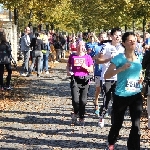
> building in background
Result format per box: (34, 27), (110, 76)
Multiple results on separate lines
(0, 4), (12, 27)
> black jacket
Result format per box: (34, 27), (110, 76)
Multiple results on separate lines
(0, 42), (11, 55)
(30, 38), (43, 51)
(53, 40), (62, 49)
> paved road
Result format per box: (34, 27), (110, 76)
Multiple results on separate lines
(0, 63), (150, 150)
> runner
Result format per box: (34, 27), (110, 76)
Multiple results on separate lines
(86, 35), (97, 54)
(66, 40), (93, 126)
(104, 32), (143, 150)
(89, 32), (107, 116)
(69, 36), (77, 54)
(96, 27), (124, 127)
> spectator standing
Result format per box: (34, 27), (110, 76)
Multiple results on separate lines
(0, 31), (12, 90)
(20, 27), (31, 76)
(41, 32), (50, 74)
(53, 36), (62, 63)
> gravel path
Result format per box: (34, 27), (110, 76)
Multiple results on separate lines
(0, 63), (150, 150)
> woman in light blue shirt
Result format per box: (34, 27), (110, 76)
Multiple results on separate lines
(104, 32), (143, 150)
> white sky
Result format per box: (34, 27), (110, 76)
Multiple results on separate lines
(0, 4), (3, 11)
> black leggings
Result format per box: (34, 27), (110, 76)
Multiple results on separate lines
(99, 80), (116, 118)
(108, 93), (143, 150)
(0, 63), (12, 87)
(70, 77), (89, 119)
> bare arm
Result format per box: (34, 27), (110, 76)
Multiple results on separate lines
(92, 55), (98, 60)
(104, 63), (121, 79)
(104, 63), (131, 79)
(66, 62), (71, 72)
(81, 64), (93, 73)
(66, 63), (72, 76)
(96, 53), (112, 64)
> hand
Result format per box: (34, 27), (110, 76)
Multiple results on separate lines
(67, 71), (71, 76)
(95, 54), (99, 59)
(144, 45), (149, 49)
(120, 63), (131, 72)
(81, 62), (87, 69)
(97, 52), (101, 58)
(111, 54), (115, 59)
(138, 76), (144, 83)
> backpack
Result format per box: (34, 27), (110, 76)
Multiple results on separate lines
(0, 42), (11, 64)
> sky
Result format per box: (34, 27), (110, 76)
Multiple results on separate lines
(0, 4), (3, 12)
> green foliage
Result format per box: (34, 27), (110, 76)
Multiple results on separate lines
(0, 0), (150, 32)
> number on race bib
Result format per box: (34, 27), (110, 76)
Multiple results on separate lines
(125, 79), (140, 92)
(74, 58), (85, 66)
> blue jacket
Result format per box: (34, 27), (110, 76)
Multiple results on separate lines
(20, 34), (31, 51)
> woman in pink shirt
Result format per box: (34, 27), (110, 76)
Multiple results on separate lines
(66, 40), (93, 126)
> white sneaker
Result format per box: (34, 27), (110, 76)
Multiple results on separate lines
(54, 61), (59, 63)
(98, 118), (105, 128)
(20, 73), (27, 77)
(45, 71), (49, 74)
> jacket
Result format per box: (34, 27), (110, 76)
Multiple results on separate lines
(53, 40), (62, 49)
(20, 34), (31, 51)
(30, 38), (43, 51)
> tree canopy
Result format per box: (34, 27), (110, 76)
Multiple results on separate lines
(0, 0), (150, 32)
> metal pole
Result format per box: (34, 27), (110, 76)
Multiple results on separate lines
(132, 20), (135, 33)
(9, 10), (12, 22)
(143, 16), (146, 42)
(125, 24), (127, 32)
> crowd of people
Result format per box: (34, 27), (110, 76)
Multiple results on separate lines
(19, 27), (68, 77)
(66, 28), (150, 150)
(0, 26), (150, 149)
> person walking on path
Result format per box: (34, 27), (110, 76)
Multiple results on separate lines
(66, 40), (93, 126)
(104, 32), (143, 150)
(27, 33), (43, 77)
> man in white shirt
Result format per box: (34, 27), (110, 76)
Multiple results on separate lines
(96, 27), (124, 127)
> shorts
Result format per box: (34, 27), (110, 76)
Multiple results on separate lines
(94, 76), (102, 87)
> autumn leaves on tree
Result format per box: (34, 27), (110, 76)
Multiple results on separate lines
(0, 0), (150, 32)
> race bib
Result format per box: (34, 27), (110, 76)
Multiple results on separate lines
(111, 48), (118, 57)
(125, 79), (140, 92)
(74, 58), (85, 66)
